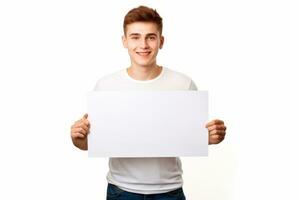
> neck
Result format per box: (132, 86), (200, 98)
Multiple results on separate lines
(127, 63), (162, 81)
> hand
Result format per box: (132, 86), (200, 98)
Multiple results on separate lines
(206, 119), (226, 145)
(70, 113), (90, 150)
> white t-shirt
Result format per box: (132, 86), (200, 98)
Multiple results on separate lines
(94, 67), (197, 194)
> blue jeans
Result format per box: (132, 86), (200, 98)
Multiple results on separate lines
(106, 183), (186, 200)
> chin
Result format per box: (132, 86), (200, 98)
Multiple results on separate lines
(135, 61), (153, 67)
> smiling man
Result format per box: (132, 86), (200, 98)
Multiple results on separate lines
(71, 5), (227, 200)
(124, 21), (163, 79)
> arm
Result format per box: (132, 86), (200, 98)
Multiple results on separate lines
(70, 114), (90, 150)
(206, 119), (227, 145)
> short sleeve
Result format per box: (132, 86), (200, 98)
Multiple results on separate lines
(189, 80), (198, 91)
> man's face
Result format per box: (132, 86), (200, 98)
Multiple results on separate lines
(122, 22), (164, 68)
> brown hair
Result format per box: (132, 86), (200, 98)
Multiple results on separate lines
(123, 6), (163, 35)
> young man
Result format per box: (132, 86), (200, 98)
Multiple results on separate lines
(71, 6), (227, 200)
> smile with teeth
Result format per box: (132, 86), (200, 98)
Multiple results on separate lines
(136, 51), (151, 56)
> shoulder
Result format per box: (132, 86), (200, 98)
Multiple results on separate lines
(164, 67), (193, 82)
(163, 67), (197, 90)
(94, 69), (125, 90)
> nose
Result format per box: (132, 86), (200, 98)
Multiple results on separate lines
(140, 38), (149, 49)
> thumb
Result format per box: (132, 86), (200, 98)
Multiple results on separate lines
(82, 113), (90, 127)
(83, 113), (88, 119)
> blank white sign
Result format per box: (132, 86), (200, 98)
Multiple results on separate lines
(87, 91), (208, 157)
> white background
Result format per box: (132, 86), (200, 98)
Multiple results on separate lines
(0, 0), (299, 199)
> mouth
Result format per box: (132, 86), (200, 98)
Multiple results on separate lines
(136, 51), (151, 56)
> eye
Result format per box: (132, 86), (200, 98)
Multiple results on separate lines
(131, 36), (139, 40)
(148, 36), (156, 40)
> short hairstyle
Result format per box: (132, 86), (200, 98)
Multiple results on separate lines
(123, 6), (163, 35)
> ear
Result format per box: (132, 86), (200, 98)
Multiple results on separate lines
(159, 35), (164, 49)
(122, 35), (128, 48)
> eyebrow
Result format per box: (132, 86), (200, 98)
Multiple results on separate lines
(128, 33), (158, 37)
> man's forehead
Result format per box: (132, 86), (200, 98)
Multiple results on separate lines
(126, 22), (160, 35)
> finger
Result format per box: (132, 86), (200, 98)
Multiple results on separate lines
(81, 114), (90, 127)
(73, 122), (89, 132)
(71, 122), (79, 130)
(205, 119), (224, 128)
(207, 124), (226, 131)
(71, 121), (88, 130)
(73, 119), (81, 125)
(71, 117), (89, 131)
(209, 134), (225, 144)
(211, 134), (223, 140)
(72, 127), (88, 136)
(209, 129), (226, 136)
(82, 118), (90, 127)
(81, 123), (89, 132)
(72, 132), (85, 139)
